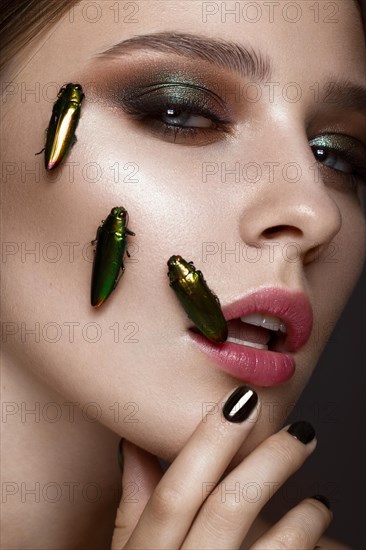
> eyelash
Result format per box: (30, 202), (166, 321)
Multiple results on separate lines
(121, 94), (366, 187)
(120, 86), (232, 144)
(140, 108), (231, 141)
(310, 140), (366, 190)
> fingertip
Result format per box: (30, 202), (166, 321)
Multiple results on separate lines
(222, 385), (259, 424)
(280, 421), (317, 451)
(287, 421), (316, 444)
(308, 495), (334, 523)
(311, 494), (331, 511)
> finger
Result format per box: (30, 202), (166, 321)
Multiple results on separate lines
(111, 439), (164, 550)
(183, 420), (317, 549)
(125, 385), (260, 549)
(249, 496), (332, 549)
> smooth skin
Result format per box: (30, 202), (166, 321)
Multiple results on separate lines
(1, 0), (365, 548)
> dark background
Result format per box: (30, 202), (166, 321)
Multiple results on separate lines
(264, 253), (365, 547)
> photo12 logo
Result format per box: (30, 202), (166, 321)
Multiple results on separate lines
(201, 2), (340, 24)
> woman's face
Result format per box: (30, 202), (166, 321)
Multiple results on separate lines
(2, 0), (365, 464)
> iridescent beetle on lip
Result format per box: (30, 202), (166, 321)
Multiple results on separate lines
(36, 83), (85, 170)
(91, 207), (135, 308)
(167, 255), (228, 343)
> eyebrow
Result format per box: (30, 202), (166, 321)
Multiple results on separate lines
(96, 32), (366, 117)
(96, 31), (272, 82)
(321, 79), (366, 115)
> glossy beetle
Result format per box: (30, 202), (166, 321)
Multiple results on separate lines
(167, 255), (228, 343)
(36, 83), (85, 170)
(91, 207), (135, 308)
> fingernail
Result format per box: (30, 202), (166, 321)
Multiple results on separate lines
(311, 494), (331, 510)
(223, 386), (258, 423)
(117, 438), (124, 472)
(287, 421), (316, 444)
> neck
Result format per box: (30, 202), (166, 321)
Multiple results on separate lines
(1, 350), (120, 549)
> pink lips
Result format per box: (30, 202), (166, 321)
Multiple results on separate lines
(189, 287), (313, 387)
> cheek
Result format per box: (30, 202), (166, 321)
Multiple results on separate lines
(0, 100), (154, 404)
(1, 97), (216, 449)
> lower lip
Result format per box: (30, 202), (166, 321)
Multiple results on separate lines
(189, 331), (295, 387)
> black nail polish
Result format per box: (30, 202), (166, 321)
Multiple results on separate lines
(223, 386), (258, 423)
(287, 421), (316, 444)
(311, 494), (331, 510)
(117, 438), (124, 472)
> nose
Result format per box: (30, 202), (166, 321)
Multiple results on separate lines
(238, 133), (342, 265)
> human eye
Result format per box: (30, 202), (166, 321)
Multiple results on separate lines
(115, 82), (234, 145)
(309, 133), (366, 191)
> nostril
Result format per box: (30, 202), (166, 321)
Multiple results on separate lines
(262, 225), (303, 239)
(262, 225), (290, 237)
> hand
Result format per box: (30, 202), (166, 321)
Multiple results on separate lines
(111, 385), (332, 549)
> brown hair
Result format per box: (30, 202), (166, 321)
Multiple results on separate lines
(0, 0), (79, 77)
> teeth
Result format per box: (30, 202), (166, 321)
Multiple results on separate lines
(279, 323), (287, 334)
(240, 313), (287, 334)
(226, 336), (268, 350)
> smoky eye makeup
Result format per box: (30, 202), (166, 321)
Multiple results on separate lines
(88, 57), (366, 192)
(114, 82), (233, 144)
(309, 133), (366, 191)
(92, 61), (237, 145)
(115, 82), (229, 121)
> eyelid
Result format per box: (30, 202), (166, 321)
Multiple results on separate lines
(309, 133), (366, 163)
(309, 132), (366, 187)
(115, 82), (232, 123)
(105, 80), (236, 145)
(309, 133), (366, 153)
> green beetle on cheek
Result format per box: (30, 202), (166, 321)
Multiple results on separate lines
(91, 207), (136, 308)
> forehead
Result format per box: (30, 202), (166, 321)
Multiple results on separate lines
(14, 0), (366, 90)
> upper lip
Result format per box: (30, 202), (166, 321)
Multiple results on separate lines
(220, 287), (313, 353)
